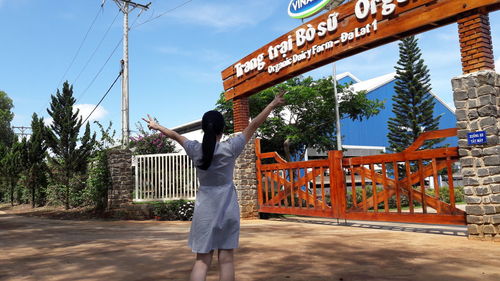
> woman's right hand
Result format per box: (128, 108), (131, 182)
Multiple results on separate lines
(142, 114), (161, 131)
(270, 91), (286, 109)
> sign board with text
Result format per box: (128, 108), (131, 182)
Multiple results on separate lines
(467, 131), (487, 145)
(222, 0), (500, 100)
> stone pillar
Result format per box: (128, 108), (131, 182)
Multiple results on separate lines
(232, 95), (258, 218)
(233, 97), (250, 132)
(107, 149), (134, 210)
(452, 71), (500, 241)
(234, 135), (259, 219)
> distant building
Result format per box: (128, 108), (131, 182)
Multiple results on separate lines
(337, 72), (457, 150)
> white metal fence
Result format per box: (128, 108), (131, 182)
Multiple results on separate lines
(132, 153), (199, 202)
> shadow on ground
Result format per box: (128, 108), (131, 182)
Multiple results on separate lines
(272, 217), (467, 237)
(0, 213), (498, 281)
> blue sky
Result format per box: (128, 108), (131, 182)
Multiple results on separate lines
(1, 0), (499, 139)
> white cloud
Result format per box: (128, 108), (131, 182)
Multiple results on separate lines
(44, 105), (109, 127)
(496, 58), (500, 71)
(168, 1), (280, 31)
(75, 104), (108, 123)
(43, 117), (53, 127)
(42, 105), (105, 126)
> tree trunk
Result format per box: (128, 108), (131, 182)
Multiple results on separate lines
(65, 170), (70, 210)
(31, 185), (35, 208)
(10, 180), (14, 207)
(65, 185), (70, 210)
(283, 138), (292, 162)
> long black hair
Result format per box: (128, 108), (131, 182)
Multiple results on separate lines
(198, 110), (225, 170)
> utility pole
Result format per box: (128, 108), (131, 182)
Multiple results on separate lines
(332, 63), (342, 150)
(12, 126), (32, 139)
(112, 0), (150, 148)
(294, 1), (345, 151)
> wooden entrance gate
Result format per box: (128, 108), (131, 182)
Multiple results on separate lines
(256, 128), (466, 225)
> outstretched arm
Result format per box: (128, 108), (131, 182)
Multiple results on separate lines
(242, 91), (286, 142)
(142, 115), (188, 146)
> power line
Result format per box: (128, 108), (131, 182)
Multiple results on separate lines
(82, 70), (123, 124)
(12, 126), (32, 139)
(76, 6), (144, 103)
(37, 6), (103, 116)
(57, 5), (103, 88)
(76, 38), (123, 102)
(130, 0), (194, 29)
(73, 9), (121, 85)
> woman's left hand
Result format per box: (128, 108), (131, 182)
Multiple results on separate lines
(142, 114), (160, 131)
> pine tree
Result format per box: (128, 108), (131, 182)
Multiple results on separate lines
(0, 138), (23, 206)
(388, 36), (441, 152)
(22, 113), (49, 207)
(0, 90), (15, 148)
(46, 82), (96, 209)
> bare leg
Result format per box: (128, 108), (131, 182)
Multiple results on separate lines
(218, 249), (235, 281)
(190, 251), (214, 281)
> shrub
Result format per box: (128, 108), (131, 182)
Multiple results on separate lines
(129, 133), (177, 155)
(152, 200), (194, 221)
(83, 150), (111, 212)
(46, 183), (66, 206)
(426, 186), (464, 204)
(346, 185), (465, 209)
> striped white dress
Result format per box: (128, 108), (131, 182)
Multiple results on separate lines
(182, 134), (247, 253)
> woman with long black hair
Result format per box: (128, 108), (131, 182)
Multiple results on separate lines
(143, 91), (285, 281)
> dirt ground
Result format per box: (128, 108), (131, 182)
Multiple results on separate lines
(1, 205), (499, 281)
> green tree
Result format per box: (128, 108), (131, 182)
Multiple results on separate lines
(94, 121), (118, 150)
(0, 90), (15, 148)
(216, 76), (384, 160)
(84, 150), (111, 213)
(388, 36), (441, 152)
(0, 143), (5, 202)
(81, 121), (116, 212)
(21, 113), (49, 208)
(0, 139), (23, 205)
(46, 82), (96, 209)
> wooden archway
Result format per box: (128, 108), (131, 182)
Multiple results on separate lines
(221, 0), (499, 132)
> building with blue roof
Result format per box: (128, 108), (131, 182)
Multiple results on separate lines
(341, 72), (456, 149)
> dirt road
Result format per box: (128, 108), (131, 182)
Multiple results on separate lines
(0, 212), (499, 281)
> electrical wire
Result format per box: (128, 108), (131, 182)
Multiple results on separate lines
(82, 70), (122, 124)
(76, 5), (144, 103)
(37, 6), (103, 116)
(45, 0), (190, 126)
(130, 0), (194, 30)
(56, 5), (103, 88)
(77, 38), (123, 102)
(73, 9), (121, 85)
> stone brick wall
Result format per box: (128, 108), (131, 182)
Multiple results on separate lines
(452, 70), (500, 241)
(105, 143), (259, 219)
(107, 149), (134, 210)
(234, 135), (259, 219)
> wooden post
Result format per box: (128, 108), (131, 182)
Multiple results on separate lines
(255, 138), (263, 208)
(233, 96), (250, 132)
(329, 150), (344, 219)
(458, 10), (495, 74)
